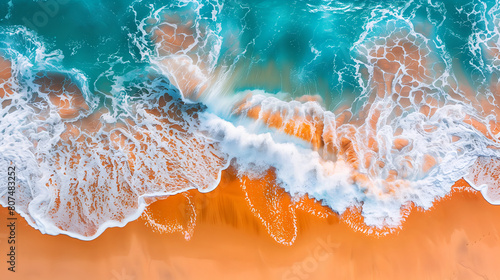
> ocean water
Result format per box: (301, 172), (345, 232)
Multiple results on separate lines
(1, 0), (500, 243)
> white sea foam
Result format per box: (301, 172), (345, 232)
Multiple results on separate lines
(465, 157), (500, 205)
(0, 28), (228, 239)
(203, 93), (500, 228)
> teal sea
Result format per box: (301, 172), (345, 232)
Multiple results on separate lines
(2, 0), (498, 103)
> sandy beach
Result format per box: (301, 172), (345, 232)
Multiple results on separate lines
(1, 171), (499, 280)
(3, 1), (500, 280)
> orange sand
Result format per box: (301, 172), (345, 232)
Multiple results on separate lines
(1, 170), (500, 280)
(2, 30), (500, 279)
(0, 56), (13, 99)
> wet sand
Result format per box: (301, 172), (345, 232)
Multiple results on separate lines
(1, 172), (499, 280)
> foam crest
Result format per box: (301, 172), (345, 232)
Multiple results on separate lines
(466, 157), (500, 205)
(0, 37), (228, 239)
(225, 17), (500, 230)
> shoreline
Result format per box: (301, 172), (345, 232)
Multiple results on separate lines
(1, 175), (500, 280)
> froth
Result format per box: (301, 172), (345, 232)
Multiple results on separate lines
(224, 17), (500, 231)
(0, 41), (228, 239)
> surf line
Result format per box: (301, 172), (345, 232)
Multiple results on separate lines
(6, 165), (16, 272)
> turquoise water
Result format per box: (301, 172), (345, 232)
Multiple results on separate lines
(1, 0), (498, 106)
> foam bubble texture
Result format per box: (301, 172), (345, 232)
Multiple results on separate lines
(0, 38), (227, 239)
